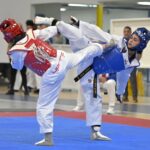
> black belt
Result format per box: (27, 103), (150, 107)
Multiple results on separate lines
(74, 64), (93, 82)
(93, 73), (98, 98)
(74, 64), (98, 98)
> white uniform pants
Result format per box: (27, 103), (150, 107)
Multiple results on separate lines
(57, 21), (102, 126)
(37, 44), (103, 133)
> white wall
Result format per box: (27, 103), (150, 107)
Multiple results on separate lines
(103, 8), (148, 31)
(61, 7), (148, 32)
(30, 0), (97, 5)
(111, 18), (150, 68)
(34, 3), (62, 19)
(61, 8), (96, 24)
(0, 0), (148, 63)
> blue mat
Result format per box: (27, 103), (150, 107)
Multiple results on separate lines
(0, 116), (149, 150)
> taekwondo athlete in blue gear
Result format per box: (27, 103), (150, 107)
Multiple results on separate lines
(71, 17), (150, 102)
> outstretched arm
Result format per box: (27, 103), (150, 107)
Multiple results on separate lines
(33, 16), (58, 40)
(34, 26), (58, 41)
(34, 16), (90, 51)
(34, 16), (86, 42)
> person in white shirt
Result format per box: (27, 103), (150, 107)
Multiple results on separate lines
(99, 73), (116, 114)
(73, 73), (116, 115)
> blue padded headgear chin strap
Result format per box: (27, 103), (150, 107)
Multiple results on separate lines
(128, 27), (150, 52)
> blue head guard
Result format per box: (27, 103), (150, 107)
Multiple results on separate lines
(129, 27), (150, 52)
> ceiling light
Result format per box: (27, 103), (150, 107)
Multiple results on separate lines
(60, 8), (66, 12)
(137, 2), (150, 5)
(68, 4), (97, 8)
(89, 5), (97, 8)
(68, 4), (88, 7)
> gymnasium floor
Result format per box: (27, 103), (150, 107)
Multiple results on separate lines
(0, 88), (150, 150)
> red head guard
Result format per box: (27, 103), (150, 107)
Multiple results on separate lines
(0, 18), (24, 43)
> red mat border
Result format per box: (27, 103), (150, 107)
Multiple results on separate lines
(0, 111), (150, 128)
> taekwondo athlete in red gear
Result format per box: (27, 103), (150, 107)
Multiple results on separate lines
(0, 18), (113, 146)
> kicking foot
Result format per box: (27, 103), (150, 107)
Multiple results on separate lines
(70, 16), (79, 27)
(34, 16), (58, 26)
(34, 16), (54, 26)
(35, 139), (53, 146)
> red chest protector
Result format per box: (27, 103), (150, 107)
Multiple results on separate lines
(9, 29), (57, 76)
(24, 50), (51, 76)
(24, 38), (57, 76)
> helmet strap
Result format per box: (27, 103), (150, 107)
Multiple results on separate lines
(11, 32), (26, 46)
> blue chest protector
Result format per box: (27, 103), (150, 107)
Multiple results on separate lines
(93, 45), (125, 74)
(74, 45), (126, 98)
(74, 45), (125, 82)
